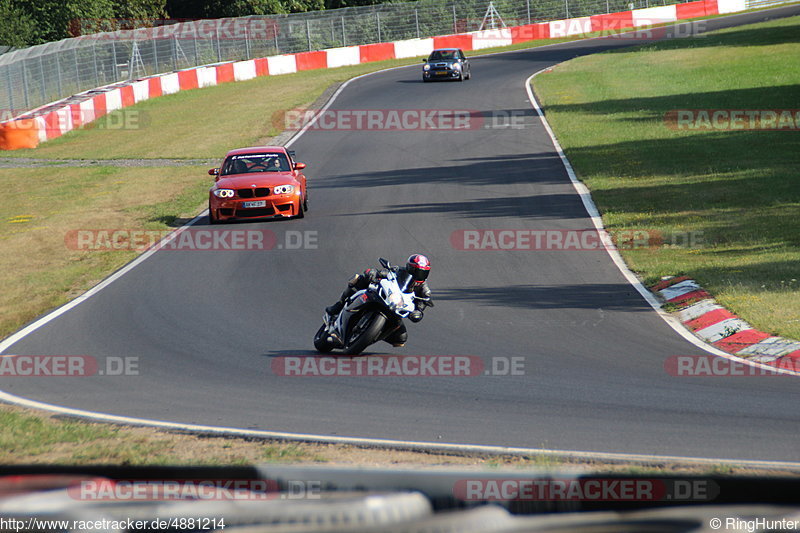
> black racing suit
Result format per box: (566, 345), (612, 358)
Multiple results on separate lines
(326, 267), (432, 346)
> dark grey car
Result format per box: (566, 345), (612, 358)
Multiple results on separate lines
(422, 48), (471, 82)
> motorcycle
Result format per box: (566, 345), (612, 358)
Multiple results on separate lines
(313, 258), (434, 355)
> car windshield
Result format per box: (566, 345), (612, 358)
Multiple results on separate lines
(221, 153), (290, 175)
(429, 50), (457, 60)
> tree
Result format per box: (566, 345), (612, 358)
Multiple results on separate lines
(0, 0), (37, 47)
(111, 0), (168, 22)
(16, 0), (115, 43)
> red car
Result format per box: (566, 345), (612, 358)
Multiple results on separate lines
(208, 146), (308, 223)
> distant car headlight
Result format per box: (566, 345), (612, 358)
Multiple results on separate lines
(213, 189), (234, 198)
(423, 64), (430, 71)
(274, 185), (294, 194)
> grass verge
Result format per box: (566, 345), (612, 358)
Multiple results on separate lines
(2, 10), (796, 465)
(0, 165), (209, 338)
(0, 27), (682, 340)
(1, 404), (795, 473)
(533, 15), (800, 339)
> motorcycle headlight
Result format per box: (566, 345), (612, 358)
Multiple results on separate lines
(273, 185), (294, 195)
(423, 64), (431, 71)
(388, 291), (403, 309)
(213, 189), (234, 198)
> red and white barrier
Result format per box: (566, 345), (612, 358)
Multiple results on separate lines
(0, 0), (748, 149)
(266, 54), (297, 75)
(632, 5), (679, 25)
(550, 16), (594, 37)
(653, 276), (800, 369)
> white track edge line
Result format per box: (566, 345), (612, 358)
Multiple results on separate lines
(0, 67), (397, 356)
(0, 12), (796, 469)
(1, 392), (798, 469)
(524, 72), (800, 377)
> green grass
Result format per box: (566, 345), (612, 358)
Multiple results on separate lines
(0, 26), (701, 342)
(533, 15), (800, 339)
(0, 165), (209, 338)
(1, 25), (725, 161)
(3, 10), (798, 465)
(0, 407), (317, 464)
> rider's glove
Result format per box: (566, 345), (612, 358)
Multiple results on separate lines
(409, 310), (423, 323)
(377, 268), (390, 279)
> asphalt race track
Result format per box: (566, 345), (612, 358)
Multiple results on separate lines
(2, 6), (799, 463)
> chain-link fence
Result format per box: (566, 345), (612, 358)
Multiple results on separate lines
(0, 0), (785, 119)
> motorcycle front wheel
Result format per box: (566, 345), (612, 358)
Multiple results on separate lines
(313, 324), (335, 353)
(344, 312), (386, 355)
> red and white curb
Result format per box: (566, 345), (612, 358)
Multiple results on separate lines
(0, 0), (752, 147)
(652, 276), (800, 370)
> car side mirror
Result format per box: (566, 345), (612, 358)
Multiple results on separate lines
(208, 168), (219, 176)
(293, 162), (306, 170)
(422, 58), (427, 63)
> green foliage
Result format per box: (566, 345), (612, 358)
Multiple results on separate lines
(0, 0), (37, 47)
(166, 0), (325, 18)
(16, 0), (115, 44)
(111, 0), (168, 21)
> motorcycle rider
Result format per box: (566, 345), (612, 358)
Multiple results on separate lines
(325, 254), (433, 347)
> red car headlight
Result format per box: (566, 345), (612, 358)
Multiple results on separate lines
(213, 189), (235, 198)
(273, 185), (295, 195)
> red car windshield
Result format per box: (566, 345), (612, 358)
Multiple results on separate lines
(221, 153), (290, 175)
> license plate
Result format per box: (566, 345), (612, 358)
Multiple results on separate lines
(435, 71), (448, 76)
(241, 200), (266, 208)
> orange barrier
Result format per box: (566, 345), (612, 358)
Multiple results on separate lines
(0, 119), (39, 150)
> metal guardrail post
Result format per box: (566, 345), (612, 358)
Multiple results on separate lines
(38, 55), (46, 104)
(21, 61), (29, 110)
(6, 67), (14, 112)
(415, 9), (420, 38)
(306, 19), (312, 51)
(153, 38), (159, 73)
(55, 52), (63, 97)
(453, 4), (457, 33)
(111, 40), (119, 81)
(376, 12), (382, 42)
(341, 16), (346, 46)
(215, 25), (222, 62)
(93, 42), (100, 86)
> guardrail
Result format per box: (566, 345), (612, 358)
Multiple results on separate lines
(0, 0), (701, 119)
(0, 0), (793, 150)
